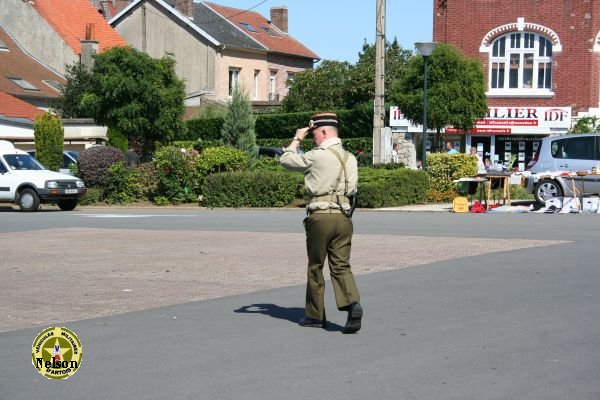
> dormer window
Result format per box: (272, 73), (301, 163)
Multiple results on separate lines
(239, 22), (257, 33)
(488, 31), (553, 96)
(261, 26), (277, 36)
(8, 77), (39, 91)
(43, 80), (65, 92)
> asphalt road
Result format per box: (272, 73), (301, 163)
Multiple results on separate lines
(1, 207), (599, 400)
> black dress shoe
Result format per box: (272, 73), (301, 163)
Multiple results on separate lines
(298, 316), (327, 328)
(342, 302), (363, 334)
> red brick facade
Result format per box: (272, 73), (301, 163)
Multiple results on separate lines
(433, 0), (600, 114)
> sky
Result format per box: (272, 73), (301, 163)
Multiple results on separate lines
(204, 0), (434, 64)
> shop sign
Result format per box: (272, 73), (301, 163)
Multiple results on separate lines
(447, 106), (572, 134)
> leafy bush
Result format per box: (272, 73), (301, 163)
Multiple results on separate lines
(357, 167), (429, 207)
(79, 187), (104, 205)
(134, 163), (159, 200)
(202, 170), (300, 207)
(33, 113), (64, 171)
(153, 146), (198, 204)
(104, 161), (145, 204)
(107, 128), (128, 154)
(426, 153), (477, 202)
(78, 145), (126, 187)
(195, 146), (249, 176)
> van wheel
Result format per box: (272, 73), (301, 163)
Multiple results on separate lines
(18, 188), (40, 212)
(534, 179), (563, 205)
(58, 199), (78, 211)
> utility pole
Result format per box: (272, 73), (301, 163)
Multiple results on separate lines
(373, 0), (386, 164)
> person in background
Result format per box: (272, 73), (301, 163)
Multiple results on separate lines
(391, 143), (400, 163)
(445, 141), (458, 154)
(484, 158), (492, 171)
(126, 149), (140, 166)
(470, 147), (486, 173)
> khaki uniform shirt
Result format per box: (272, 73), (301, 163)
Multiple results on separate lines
(280, 137), (358, 211)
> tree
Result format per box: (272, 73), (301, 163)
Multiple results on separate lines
(570, 116), (600, 134)
(347, 38), (411, 107)
(81, 46), (187, 156)
(33, 113), (64, 171)
(221, 85), (258, 158)
(390, 43), (487, 150)
(52, 62), (94, 118)
(282, 60), (353, 112)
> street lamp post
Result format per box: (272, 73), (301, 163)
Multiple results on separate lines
(415, 42), (436, 171)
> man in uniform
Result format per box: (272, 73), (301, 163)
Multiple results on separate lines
(280, 112), (363, 334)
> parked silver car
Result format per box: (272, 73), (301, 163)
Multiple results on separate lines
(525, 133), (600, 204)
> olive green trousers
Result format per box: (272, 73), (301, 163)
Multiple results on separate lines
(303, 212), (360, 320)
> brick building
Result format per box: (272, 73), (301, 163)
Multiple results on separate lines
(433, 0), (600, 169)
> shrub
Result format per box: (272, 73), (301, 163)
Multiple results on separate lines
(221, 86), (258, 158)
(134, 162), (159, 200)
(107, 128), (128, 154)
(33, 113), (64, 171)
(426, 153), (477, 202)
(78, 145), (126, 187)
(195, 146), (249, 176)
(202, 170), (300, 207)
(357, 167), (429, 208)
(104, 161), (145, 204)
(79, 187), (104, 205)
(153, 146), (198, 204)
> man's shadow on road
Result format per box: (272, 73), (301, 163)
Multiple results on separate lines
(234, 304), (344, 332)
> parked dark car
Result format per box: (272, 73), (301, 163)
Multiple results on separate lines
(258, 146), (284, 158)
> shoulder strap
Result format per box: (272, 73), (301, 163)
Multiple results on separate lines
(327, 148), (350, 195)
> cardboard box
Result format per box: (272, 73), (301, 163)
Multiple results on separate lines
(583, 197), (599, 212)
(546, 197), (563, 209)
(559, 197), (580, 213)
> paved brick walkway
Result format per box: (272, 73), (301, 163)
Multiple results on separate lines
(0, 228), (568, 332)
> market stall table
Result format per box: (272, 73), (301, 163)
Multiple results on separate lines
(477, 172), (512, 209)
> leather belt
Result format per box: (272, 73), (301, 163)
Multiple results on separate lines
(308, 209), (343, 214)
(310, 195), (350, 204)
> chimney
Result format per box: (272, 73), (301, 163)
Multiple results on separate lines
(174, 0), (194, 20)
(270, 6), (288, 33)
(80, 24), (99, 72)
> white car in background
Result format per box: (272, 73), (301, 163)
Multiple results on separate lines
(25, 149), (79, 175)
(0, 140), (86, 211)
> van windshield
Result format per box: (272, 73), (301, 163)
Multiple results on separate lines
(3, 154), (46, 170)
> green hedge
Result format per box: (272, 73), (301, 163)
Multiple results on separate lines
(256, 137), (373, 156)
(201, 170), (301, 207)
(426, 153), (477, 202)
(357, 168), (429, 208)
(183, 105), (373, 141)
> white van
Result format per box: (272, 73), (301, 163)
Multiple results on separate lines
(524, 133), (600, 204)
(0, 140), (86, 211)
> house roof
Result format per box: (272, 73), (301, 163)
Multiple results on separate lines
(203, 2), (319, 59)
(0, 25), (66, 100)
(193, 2), (265, 52)
(32, 0), (127, 56)
(110, 0), (220, 47)
(0, 91), (44, 121)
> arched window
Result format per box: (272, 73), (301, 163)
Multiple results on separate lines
(489, 32), (553, 94)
